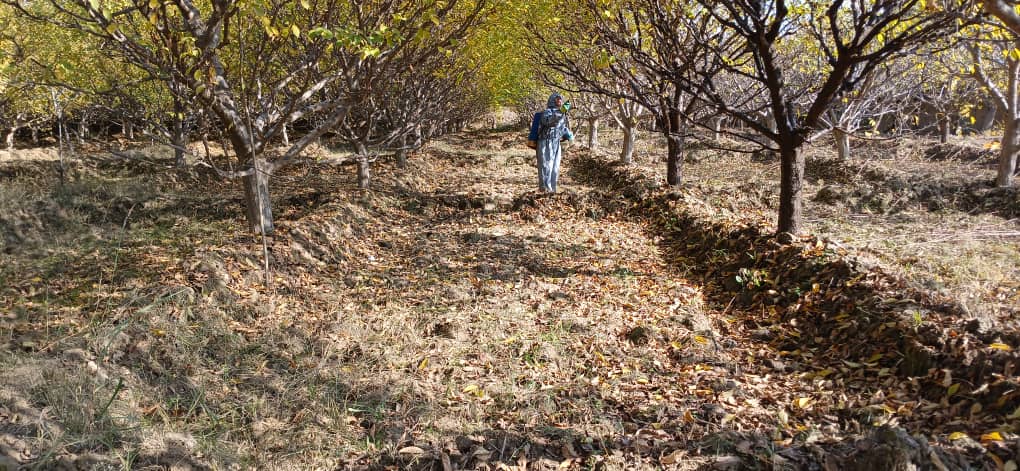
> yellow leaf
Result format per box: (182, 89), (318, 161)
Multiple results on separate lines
(990, 343), (1012, 351)
(980, 431), (1004, 442)
(417, 357), (428, 370)
(462, 384), (479, 394)
(683, 410), (696, 423)
(792, 397), (811, 409)
(299, 0), (310, 9)
(291, 25), (300, 38)
(948, 431), (968, 440)
(693, 335), (708, 344)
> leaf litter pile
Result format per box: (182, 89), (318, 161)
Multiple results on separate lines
(0, 129), (1018, 470)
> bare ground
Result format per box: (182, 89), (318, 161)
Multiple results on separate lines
(0, 128), (1017, 470)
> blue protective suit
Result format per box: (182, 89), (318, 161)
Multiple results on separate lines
(535, 93), (573, 193)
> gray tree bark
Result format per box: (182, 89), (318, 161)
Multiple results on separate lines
(586, 118), (599, 150)
(243, 157), (274, 235)
(620, 124), (636, 163)
(834, 128), (851, 160)
(356, 141), (371, 189)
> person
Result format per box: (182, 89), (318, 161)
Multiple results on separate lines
(534, 92), (573, 193)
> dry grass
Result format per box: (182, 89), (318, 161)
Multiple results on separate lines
(0, 128), (1016, 469)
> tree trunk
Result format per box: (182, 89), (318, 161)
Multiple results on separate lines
(778, 144), (805, 237)
(243, 156), (274, 235)
(172, 97), (187, 167)
(172, 119), (187, 168)
(587, 118), (599, 150)
(282, 125), (290, 147)
(834, 128), (851, 160)
(78, 115), (88, 144)
(396, 134), (408, 169)
(124, 120), (134, 140)
(938, 114), (951, 144)
(997, 117), (1018, 187)
(56, 117), (68, 183)
(713, 116), (724, 142)
(998, 59), (1020, 187)
(356, 142), (371, 189)
(4, 126), (14, 150)
(666, 108), (684, 186)
(977, 101), (997, 133)
(620, 125), (636, 163)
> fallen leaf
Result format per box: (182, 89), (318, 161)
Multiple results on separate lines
(989, 343), (1012, 351)
(948, 432), (968, 440)
(398, 446), (427, 456)
(660, 450), (685, 465)
(980, 431), (1003, 443)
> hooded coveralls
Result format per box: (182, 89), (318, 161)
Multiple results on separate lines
(535, 93), (573, 193)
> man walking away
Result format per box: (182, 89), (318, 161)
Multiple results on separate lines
(535, 92), (573, 193)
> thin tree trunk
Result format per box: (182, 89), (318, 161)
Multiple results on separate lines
(4, 126), (14, 150)
(57, 117), (68, 183)
(356, 141), (371, 189)
(282, 125), (290, 146)
(587, 118), (599, 150)
(396, 134), (408, 169)
(172, 97), (187, 167)
(52, 90), (68, 183)
(666, 108), (684, 186)
(713, 116), (724, 142)
(778, 143), (805, 237)
(834, 128), (851, 160)
(998, 117), (1019, 187)
(172, 120), (187, 168)
(938, 114), (951, 144)
(124, 120), (134, 140)
(620, 125), (636, 163)
(998, 59), (1020, 187)
(78, 114), (88, 144)
(243, 156), (274, 235)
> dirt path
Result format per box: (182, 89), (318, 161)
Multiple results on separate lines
(319, 133), (720, 469)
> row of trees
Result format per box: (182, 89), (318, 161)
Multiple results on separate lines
(533, 0), (1020, 237)
(3, 0), (1019, 239)
(1, 0), (510, 235)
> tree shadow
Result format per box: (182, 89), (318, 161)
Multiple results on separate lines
(805, 154), (1020, 220)
(569, 150), (1018, 467)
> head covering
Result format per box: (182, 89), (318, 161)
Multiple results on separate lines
(547, 92), (563, 109)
